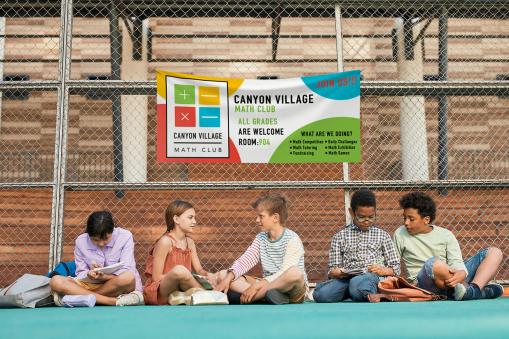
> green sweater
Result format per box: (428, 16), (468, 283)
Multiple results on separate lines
(393, 225), (468, 282)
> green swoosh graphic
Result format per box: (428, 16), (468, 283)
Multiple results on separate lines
(269, 117), (361, 163)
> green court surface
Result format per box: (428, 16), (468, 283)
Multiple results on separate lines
(2, 298), (509, 339)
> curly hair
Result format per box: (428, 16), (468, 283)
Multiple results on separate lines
(399, 192), (436, 222)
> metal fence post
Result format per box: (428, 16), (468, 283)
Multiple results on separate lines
(110, 5), (125, 198)
(438, 7), (449, 195)
(335, 3), (351, 225)
(49, 0), (73, 270)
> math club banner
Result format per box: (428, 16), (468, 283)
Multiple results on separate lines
(156, 70), (361, 163)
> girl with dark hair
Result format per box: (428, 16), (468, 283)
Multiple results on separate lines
(50, 210), (144, 306)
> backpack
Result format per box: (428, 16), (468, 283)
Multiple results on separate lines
(368, 276), (447, 302)
(0, 274), (54, 308)
(47, 261), (76, 278)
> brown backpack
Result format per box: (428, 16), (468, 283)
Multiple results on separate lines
(368, 276), (447, 302)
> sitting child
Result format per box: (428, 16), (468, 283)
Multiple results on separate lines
(215, 193), (307, 304)
(50, 210), (144, 306)
(313, 189), (401, 302)
(394, 191), (504, 300)
(143, 200), (218, 305)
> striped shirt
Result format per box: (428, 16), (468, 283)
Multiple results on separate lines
(329, 224), (401, 278)
(230, 228), (307, 283)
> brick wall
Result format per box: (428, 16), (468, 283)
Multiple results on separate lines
(0, 188), (507, 286)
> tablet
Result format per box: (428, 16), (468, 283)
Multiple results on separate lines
(79, 262), (125, 283)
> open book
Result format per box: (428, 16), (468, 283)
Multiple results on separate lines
(190, 290), (229, 306)
(80, 262), (125, 283)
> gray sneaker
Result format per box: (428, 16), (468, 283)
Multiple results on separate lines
(116, 291), (144, 306)
(481, 283), (504, 299)
(265, 289), (290, 305)
(454, 283), (466, 301)
(458, 283), (483, 300)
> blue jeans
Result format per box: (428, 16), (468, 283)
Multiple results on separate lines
(313, 272), (379, 302)
(416, 248), (489, 297)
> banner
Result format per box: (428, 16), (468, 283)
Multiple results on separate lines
(156, 70), (361, 163)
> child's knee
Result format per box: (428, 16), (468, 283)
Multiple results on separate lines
(487, 247), (503, 261)
(432, 258), (449, 277)
(348, 287), (370, 302)
(312, 289), (327, 303)
(49, 275), (68, 292)
(169, 265), (191, 280)
(313, 279), (347, 303)
(348, 276), (377, 301)
(313, 287), (335, 303)
(284, 266), (304, 284)
(114, 271), (135, 288)
(430, 259), (451, 289)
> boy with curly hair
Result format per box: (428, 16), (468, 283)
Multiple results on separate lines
(394, 191), (504, 300)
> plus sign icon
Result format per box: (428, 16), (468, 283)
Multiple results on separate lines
(174, 84), (196, 127)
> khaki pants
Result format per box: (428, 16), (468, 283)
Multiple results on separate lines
(243, 275), (306, 304)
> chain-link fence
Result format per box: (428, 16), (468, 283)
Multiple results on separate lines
(0, 0), (508, 286)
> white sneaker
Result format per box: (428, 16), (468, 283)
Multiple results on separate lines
(52, 291), (64, 307)
(62, 294), (96, 307)
(116, 291), (144, 306)
(454, 283), (466, 301)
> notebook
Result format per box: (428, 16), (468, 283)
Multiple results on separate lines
(80, 262), (125, 283)
(342, 268), (365, 276)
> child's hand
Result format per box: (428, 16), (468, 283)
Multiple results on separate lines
(87, 261), (109, 281)
(368, 265), (393, 276)
(87, 269), (100, 280)
(328, 267), (352, 279)
(240, 280), (267, 304)
(445, 269), (466, 287)
(94, 271), (107, 281)
(206, 272), (218, 289)
(215, 272), (234, 293)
